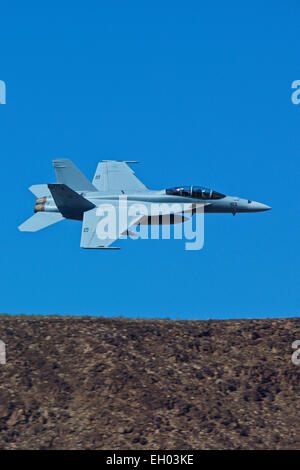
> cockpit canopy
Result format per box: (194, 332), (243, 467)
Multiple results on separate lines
(166, 186), (225, 200)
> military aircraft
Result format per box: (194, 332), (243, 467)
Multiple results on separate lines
(18, 159), (271, 249)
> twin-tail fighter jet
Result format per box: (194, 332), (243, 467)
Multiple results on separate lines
(18, 159), (271, 249)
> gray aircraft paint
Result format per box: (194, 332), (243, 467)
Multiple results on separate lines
(18, 159), (271, 249)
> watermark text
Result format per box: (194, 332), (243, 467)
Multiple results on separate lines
(291, 340), (300, 365)
(0, 80), (6, 104)
(291, 80), (300, 105)
(0, 340), (6, 364)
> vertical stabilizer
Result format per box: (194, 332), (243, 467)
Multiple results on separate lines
(53, 159), (97, 192)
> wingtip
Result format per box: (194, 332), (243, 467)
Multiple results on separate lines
(101, 160), (139, 163)
(82, 246), (121, 250)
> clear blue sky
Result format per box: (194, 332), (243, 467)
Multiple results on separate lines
(0, 1), (299, 319)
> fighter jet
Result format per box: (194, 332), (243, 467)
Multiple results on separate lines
(18, 159), (271, 249)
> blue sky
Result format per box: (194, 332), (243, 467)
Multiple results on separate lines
(0, 1), (299, 319)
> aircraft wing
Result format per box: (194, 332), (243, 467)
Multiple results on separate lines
(92, 160), (148, 192)
(80, 200), (204, 249)
(80, 201), (146, 249)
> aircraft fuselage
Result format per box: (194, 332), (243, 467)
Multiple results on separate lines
(35, 189), (271, 218)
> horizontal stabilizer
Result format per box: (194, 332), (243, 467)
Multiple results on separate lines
(53, 159), (96, 192)
(18, 212), (64, 232)
(48, 183), (95, 219)
(29, 184), (51, 198)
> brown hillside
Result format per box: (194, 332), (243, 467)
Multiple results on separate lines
(0, 315), (299, 449)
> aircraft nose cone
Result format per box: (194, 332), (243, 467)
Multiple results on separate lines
(249, 201), (272, 212)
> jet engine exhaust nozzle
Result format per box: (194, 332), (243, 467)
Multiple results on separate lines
(34, 197), (46, 213)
